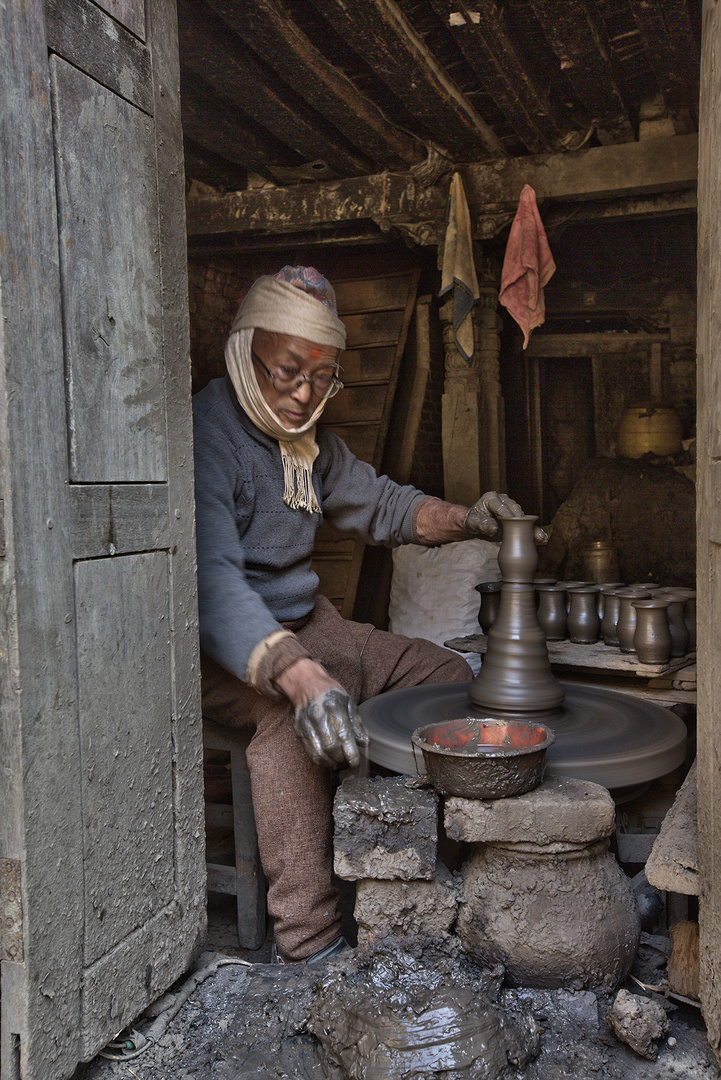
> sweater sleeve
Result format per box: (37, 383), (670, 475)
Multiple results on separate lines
(193, 406), (309, 687)
(318, 429), (426, 545)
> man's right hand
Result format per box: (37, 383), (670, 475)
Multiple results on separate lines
(274, 658), (369, 769)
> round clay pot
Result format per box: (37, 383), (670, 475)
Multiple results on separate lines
(567, 587), (601, 644)
(600, 589), (623, 646)
(665, 588), (696, 652)
(475, 581), (502, 634)
(664, 592), (690, 658)
(536, 584), (568, 641)
(458, 838), (640, 990)
(615, 588), (652, 652)
(632, 598), (672, 665)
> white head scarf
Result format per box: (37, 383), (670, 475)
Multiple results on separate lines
(225, 271), (346, 513)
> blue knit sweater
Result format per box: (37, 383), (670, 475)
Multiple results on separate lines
(193, 377), (426, 682)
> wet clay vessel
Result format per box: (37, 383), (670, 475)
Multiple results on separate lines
(475, 581), (502, 634)
(632, 598), (672, 665)
(469, 517), (565, 718)
(567, 587), (601, 644)
(664, 592), (690, 658)
(536, 584), (568, 641)
(616, 588), (652, 653)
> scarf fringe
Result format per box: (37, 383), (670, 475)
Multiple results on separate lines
(281, 442), (322, 513)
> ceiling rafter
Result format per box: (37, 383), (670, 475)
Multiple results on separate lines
(177, 0), (373, 177)
(528, 0), (636, 144)
(307, 0), (507, 158)
(181, 78), (301, 174)
(204, 0), (427, 170)
(627, 0), (700, 120)
(429, 0), (575, 153)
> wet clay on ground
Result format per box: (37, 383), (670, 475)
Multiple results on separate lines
(73, 948), (719, 1080)
(308, 945), (540, 1079)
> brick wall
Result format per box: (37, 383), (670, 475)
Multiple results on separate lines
(188, 260), (259, 391)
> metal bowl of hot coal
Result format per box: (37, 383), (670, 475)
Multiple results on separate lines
(411, 717), (556, 800)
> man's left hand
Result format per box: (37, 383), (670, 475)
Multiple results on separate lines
(464, 491), (548, 544)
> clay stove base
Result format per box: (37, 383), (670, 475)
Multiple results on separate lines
(360, 682), (687, 790)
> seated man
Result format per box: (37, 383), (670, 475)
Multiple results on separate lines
(193, 265), (535, 963)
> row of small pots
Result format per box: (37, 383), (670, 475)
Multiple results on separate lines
(475, 580), (697, 665)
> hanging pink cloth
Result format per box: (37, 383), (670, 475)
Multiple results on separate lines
(499, 184), (556, 349)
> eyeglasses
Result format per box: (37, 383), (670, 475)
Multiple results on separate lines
(252, 349), (343, 399)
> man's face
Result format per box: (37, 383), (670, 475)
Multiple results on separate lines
(252, 329), (341, 430)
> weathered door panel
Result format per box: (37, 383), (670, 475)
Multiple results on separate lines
(0, 1), (204, 1077)
(697, 1), (721, 1062)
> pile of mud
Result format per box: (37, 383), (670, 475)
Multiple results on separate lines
(308, 945), (541, 1080)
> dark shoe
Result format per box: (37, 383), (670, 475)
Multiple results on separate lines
(272, 935), (351, 965)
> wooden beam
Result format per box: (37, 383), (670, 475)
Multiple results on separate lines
(186, 133), (698, 237)
(528, 0), (636, 144)
(627, 0), (700, 119)
(204, 0), (425, 170)
(431, 0), (572, 153)
(180, 78), (300, 173)
(177, 0), (372, 176)
(308, 0), (506, 158)
(183, 137), (248, 193)
(525, 332), (668, 358)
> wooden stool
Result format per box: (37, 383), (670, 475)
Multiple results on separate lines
(203, 719), (267, 949)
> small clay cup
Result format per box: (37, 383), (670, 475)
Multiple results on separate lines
(567, 587), (601, 644)
(665, 588), (697, 652)
(475, 581), (502, 634)
(632, 598), (672, 664)
(663, 591), (690, 658)
(616, 588), (653, 653)
(536, 584), (568, 641)
(597, 582), (625, 619)
(600, 588), (623, 646)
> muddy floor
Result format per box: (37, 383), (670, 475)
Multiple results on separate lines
(73, 906), (718, 1080)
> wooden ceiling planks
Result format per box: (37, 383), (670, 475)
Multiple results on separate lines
(307, 0), (507, 158)
(527, 0), (637, 144)
(429, 0), (572, 153)
(177, 0), (373, 177)
(627, 0), (700, 120)
(180, 72), (302, 173)
(203, 0), (426, 170)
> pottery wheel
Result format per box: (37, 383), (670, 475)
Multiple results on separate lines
(359, 682), (687, 790)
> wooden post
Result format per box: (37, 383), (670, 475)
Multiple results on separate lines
(696, 0), (721, 1064)
(440, 261), (505, 506)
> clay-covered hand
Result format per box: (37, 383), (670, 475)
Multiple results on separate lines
(464, 491), (548, 544)
(293, 689), (370, 770)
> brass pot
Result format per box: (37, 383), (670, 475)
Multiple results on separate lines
(617, 403), (683, 458)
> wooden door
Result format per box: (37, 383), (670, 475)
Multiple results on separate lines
(0, 3), (205, 1078)
(696, 0), (721, 1064)
(311, 269), (420, 617)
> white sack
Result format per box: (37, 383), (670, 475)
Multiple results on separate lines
(389, 540), (501, 675)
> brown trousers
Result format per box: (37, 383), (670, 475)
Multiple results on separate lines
(201, 595), (471, 961)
